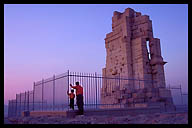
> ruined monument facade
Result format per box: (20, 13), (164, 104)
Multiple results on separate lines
(101, 8), (174, 109)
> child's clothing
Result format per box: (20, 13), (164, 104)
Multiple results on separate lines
(68, 93), (75, 110)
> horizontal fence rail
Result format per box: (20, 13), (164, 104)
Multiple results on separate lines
(8, 71), (188, 117)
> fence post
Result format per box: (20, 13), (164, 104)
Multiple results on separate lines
(42, 79), (44, 111)
(53, 75), (55, 111)
(20, 93), (21, 116)
(9, 100), (12, 117)
(13, 99), (15, 116)
(13, 100), (14, 117)
(28, 91), (30, 111)
(8, 100), (10, 117)
(180, 84), (183, 105)
(25, 91), (27, 111)
(13, 100), (15, 116)
(9, 100), (11, 117)
(33, 82), (35, 111)
(11, 100), (13, 117)
(15, 94), (17, 116)
(67, 70), (69, 110)
(95, 72), (97, 109)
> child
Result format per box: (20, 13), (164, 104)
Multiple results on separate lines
(67, 89), (75, 110)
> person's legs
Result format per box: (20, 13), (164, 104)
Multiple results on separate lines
(70, 99), (73, 109)
(76, 95), (81, 114)
(71, 99), (74, 110)
(79, 95), (84, 115)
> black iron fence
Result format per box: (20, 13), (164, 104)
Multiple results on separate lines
(8, 71), (188, 117)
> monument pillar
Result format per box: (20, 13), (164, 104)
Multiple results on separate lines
(101, 8), (174, 110)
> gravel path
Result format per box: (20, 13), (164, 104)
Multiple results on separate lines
(7, 112), (188, 124)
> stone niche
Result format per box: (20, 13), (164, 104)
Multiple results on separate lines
(101, 8), (175, 110)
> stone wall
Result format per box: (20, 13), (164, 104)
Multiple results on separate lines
(101, 8), (174, 109)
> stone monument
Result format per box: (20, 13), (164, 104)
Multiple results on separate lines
(101, 8), (174, 110)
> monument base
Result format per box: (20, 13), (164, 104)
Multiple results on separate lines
(100, 87), (175, 112)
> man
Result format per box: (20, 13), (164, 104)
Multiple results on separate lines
(70, 82), (84, 115)
(67, 89), (75, 110)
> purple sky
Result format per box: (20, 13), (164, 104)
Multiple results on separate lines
(4, 4), (188, 105)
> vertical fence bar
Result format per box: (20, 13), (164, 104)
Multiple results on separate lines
(82, 73), (84, 107)
(15, 94), (17, 116)
(90, 73), (92, 106)
(72, 72), (74, 86)
(88, 73), (90, 106)
(11, 100), (13, 117)
(92, 73), (94, 106)
(69, 71), (72, 110)
(100, 74), (102, 107)
(95, 72), (97, 109)
(24, 91), (26, 111)
(53, 75), (55, 111)
(10, 100), (12, 117)
(13, 100), (15, 116)
(67, 70), (69, 110)
(20, 93), (21, 115)
(83, 73), (85, 108)
(80, 72), (82, 86)
(13, 100), (14, 117)
(12, 100), (14, 117)
(33, 82), (35, 111)
(87, 73), (89, 107)
(8, 100), (10, 117)
(86, 73), (88, 106)
(42, 79), (44, 111)
(180, 84), (183, 105)
(25, 92), (27, 112)
(74, 72), (76, 85)
(28, 91), (29, 111)
(72, 72), (74, 108)
(9, 100), (11, 117)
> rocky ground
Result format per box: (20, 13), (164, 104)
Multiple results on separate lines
(6, 111), (188, 124)
(4, 118), (12, 124)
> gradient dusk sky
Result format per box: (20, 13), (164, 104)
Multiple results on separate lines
(4, 4), (188, 105)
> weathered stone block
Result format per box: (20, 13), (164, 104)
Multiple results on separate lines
(159, 88), (172, 98)
(165, 97), (173, 104)
(134, 98), (145, 103)
(127, 98), (134, 103)
(147, 102), (165, 108)
(134, 103), (147, 108)
(132, 93), (137, 98)
(122, 93), (132, 99)
(137, 93), (145, 98)
(146, 92), (153, 97)
(122, 99), (128, 104)
(150, 97), (160, 102)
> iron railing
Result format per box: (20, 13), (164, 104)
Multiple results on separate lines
(8, 70), (188, 117)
